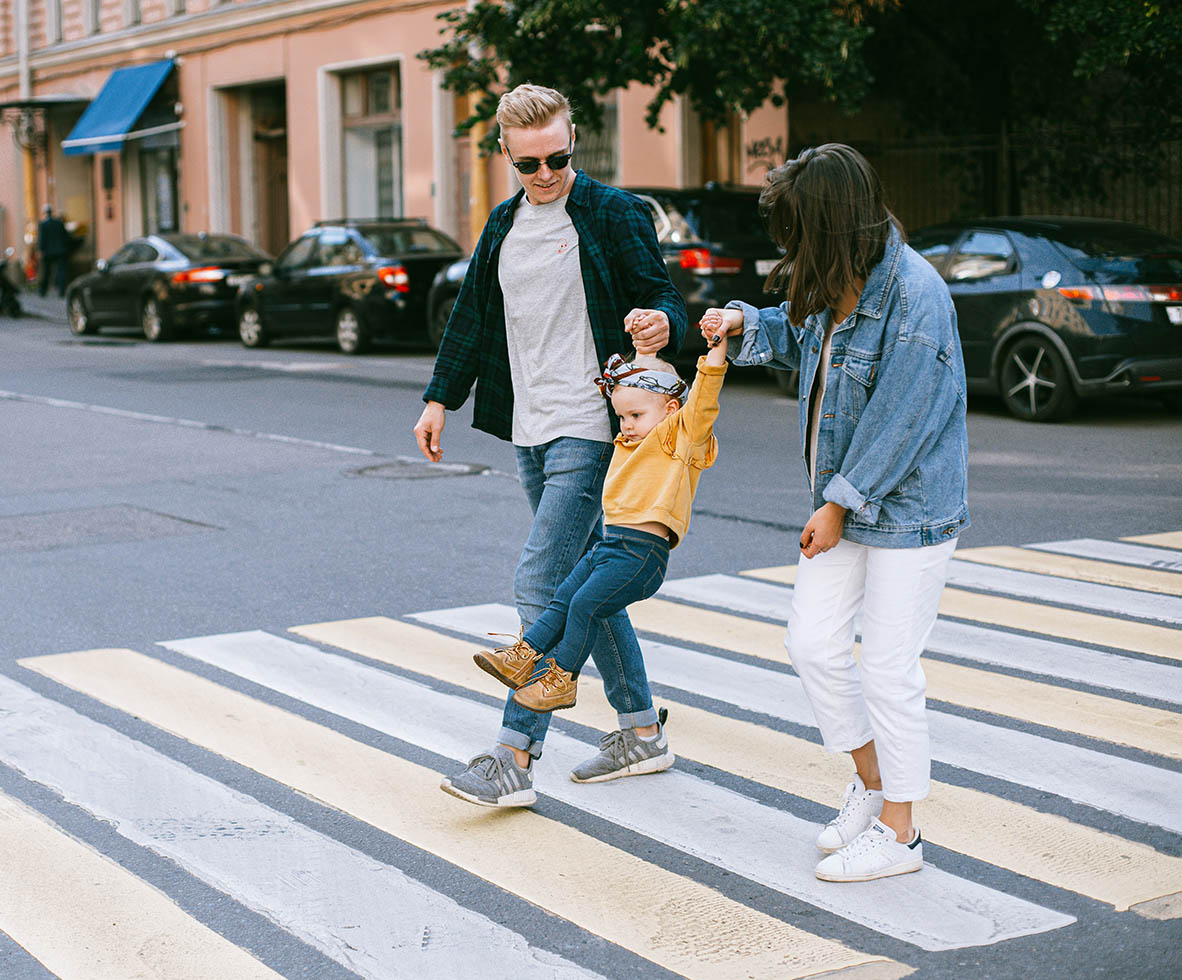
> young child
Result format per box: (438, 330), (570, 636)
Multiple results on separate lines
(474, 338), (729, 713)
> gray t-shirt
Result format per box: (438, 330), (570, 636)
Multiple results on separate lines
(498, 193), (612, 447)
(807, 312), (846, 490)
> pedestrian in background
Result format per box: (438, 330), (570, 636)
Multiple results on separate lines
(701, 142), (969, 882)
(414, 83), (687, 807)
(36, 204), (71, 298)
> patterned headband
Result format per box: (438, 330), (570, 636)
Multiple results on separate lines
(594, 353), (688, 404)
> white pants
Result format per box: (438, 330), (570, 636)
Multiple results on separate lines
(787, 537), (957, 802)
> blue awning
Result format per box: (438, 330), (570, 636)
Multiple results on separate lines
(62, 60), (178, 156)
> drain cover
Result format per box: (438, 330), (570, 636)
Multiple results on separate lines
(353, 459), (489, 480)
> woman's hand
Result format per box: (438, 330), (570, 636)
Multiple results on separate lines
(800, 502), (847, 559)
(699, 308), (743, 348)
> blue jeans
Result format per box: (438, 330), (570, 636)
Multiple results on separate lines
(501, 438), (659, 757)
(526, 527), (669, 675)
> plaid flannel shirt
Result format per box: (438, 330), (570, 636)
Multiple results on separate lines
(423, 171), (688, 442)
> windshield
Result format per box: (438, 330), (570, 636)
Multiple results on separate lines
(652, 194), (770, 245)
(359, 227), (461, 256)
(1050, 224), (1182, 283)
(169, 236), (266, 261)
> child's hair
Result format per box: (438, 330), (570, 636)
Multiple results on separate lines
(759, 143), (904, 325)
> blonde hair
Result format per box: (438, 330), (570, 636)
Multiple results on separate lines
(629, 353), (680, 378)
(496, 84), (572, 134)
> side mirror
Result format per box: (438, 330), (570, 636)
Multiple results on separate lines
(95, 258), (108, 273)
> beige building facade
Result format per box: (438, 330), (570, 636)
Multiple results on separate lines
(0, 0), (788, 277)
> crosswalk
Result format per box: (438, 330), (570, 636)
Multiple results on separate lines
(1, 531), (1180, 978)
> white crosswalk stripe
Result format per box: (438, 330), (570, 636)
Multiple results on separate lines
(2, 530), (1179, 977)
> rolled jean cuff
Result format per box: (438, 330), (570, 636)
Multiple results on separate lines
(820, 727), (876, 755)
(499, 726), (544, 759)
(619, 707), (659, 730)
(884, 781), (930, 804)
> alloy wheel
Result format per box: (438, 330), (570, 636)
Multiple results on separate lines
(141, 298), (163, 341)
(68, 295), (93, 335)
(238, 306), (268, 348)
(336, 307), (367, 354)
(999, 335), (1077, 421)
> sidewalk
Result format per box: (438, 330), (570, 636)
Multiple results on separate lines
(15, 291), (68, 322)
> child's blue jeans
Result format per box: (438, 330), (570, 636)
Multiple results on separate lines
(525, 526), (670, 676)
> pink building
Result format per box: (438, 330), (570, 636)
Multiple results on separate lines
(0, 0), (788, 276)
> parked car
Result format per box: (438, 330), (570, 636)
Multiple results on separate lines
(236, 219), (464, 354)
(909, 217), (1182, 420)
(66, 233), (270, 341)
(425, 185), (793, 385)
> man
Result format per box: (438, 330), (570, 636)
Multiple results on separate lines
(36, 204), (71, 298)
(414, 83), (687, 807)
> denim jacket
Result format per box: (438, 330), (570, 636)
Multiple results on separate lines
(728, 227), (969, 548)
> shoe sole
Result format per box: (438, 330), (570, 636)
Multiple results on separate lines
(815, 860), (923, 882)
(569, 750), (676, 783)
(472, 653), (526, 690)
(439, 779), (536, 808)
(511, 695), (577, 712)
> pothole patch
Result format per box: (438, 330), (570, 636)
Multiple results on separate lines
(352, 458), (489, 480)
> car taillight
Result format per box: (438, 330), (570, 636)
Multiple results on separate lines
(678, 248), (742, 275)
(172, 266), (226, 285)
(1058, 285), (1174, 305)
(377, 265), (410, 292)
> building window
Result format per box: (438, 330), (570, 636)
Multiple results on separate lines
(341, 65), (402, 219)
(125, 0), (142, 27)
(47, 0), (63, 43)
(86, 0), (101, 34)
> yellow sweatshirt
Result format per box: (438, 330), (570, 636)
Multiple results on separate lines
(602, 356), (727, 548)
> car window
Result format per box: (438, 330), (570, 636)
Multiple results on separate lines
(277, 236), (317, 270)
(695, 197), (768, 244)
(908, 229), (958, 275)
(133, 243), (159, 263)
(358, 227), (461, 256)
(108, 243), (139, 266)
(947, 231), (1017, 281)
(315, 230), (365, 266)
(647, 197), (696, 245)
(1048, 225), (1182, 283)
(169, 236), (266, 261)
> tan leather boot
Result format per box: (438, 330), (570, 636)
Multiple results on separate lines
(473, 632), (542, 689)
(512, 658), (578, 712)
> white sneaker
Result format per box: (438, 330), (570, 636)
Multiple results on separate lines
(815, 774), (884, 853)
(815, 818), (923, 882)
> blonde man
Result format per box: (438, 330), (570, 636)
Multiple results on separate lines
(415, 83), (687, 807)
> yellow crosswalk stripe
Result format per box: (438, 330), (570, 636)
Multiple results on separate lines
(1124, 531), (1182, 549)
(955, 545), (1182, 596)
(20, 648), (905, 980)
(292, 617), (1182, 913)
(0, 791), (281, 980)
(627, 598), (1182, 760)
(741, 565), (1182, 662)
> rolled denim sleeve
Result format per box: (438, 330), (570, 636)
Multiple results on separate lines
(822, 336), (961, 524)
(723, 301), (802, 371)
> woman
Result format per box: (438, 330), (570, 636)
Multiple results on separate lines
(701, 143), (969, 883)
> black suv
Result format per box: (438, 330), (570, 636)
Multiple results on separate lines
(425, 185), (785, 368)
(237, 219), (464, 353)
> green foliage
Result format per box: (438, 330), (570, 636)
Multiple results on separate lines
(417, 0), (871, 149)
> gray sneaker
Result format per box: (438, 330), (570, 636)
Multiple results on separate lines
(570, 710), (675, 783)
(440, 745), (537, 807)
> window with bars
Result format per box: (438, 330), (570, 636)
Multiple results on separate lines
(340, 65), (403, 219)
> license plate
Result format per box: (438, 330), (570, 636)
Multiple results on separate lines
(226, 274), (250, 287)
(755, 259), (778, 276)
(1168, 306), (1182, 325)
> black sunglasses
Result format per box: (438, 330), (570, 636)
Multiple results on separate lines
(503, 139), (573, 175)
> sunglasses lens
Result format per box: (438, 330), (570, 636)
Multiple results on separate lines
(547, 153), (572, 170)
(515, 161), (540, 174)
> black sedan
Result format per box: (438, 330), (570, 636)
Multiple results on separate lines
(910, 217), (1182, 420)
(236, 219), (464, 354)
(66, 233), (269, 341)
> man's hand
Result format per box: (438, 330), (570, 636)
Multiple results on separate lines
(414, 401), (446, 462)
(800, 502), (847, 559)
(699, 308), (744, 348)
(625, 309), (670, 354)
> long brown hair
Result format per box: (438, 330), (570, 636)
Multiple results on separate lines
(760, 143), (902, 325)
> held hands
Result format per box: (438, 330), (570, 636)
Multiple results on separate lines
(625, 309), (670, 354)
(413, 401), (446, 462)
(699, 308), (744, 349)
(800, 502), (847, 559)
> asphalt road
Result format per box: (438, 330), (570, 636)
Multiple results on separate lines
(1, 309), (1179, 980)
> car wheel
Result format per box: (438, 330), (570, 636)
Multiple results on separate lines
(336, 306), (369, 355)
(428, 295), (455, 350)
(238, 305), (269, 348)
(141, 296), (172, 342)
(766, 366), (799, 397)
(999, 334), (1078, 421)
(68, 294), (95, 335)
